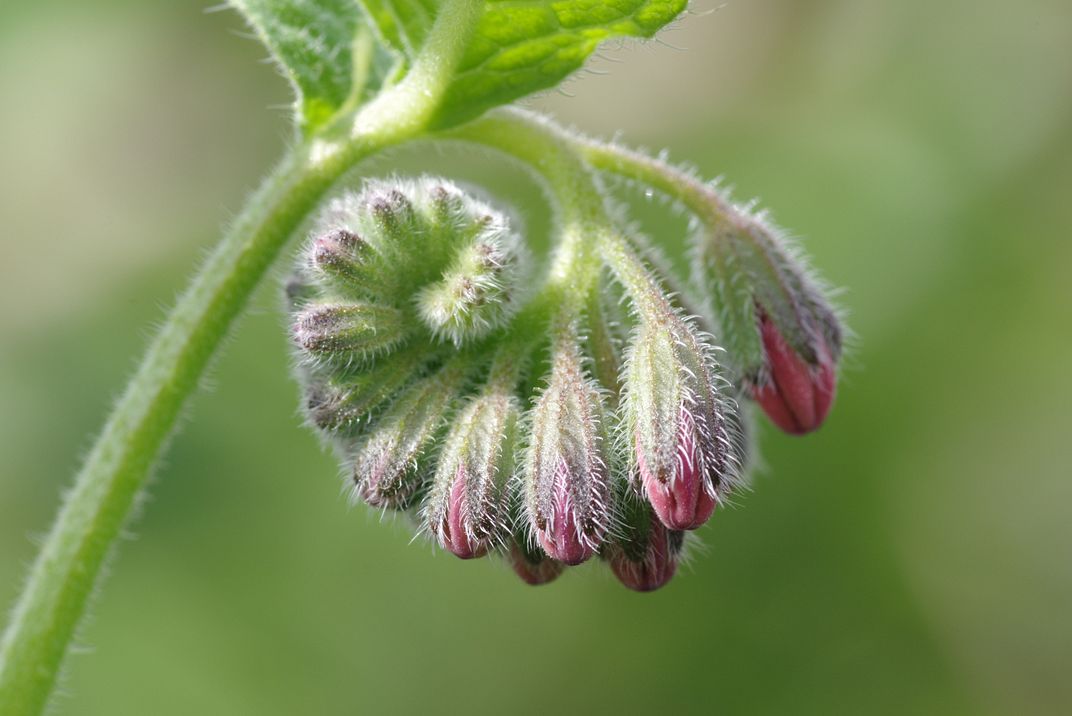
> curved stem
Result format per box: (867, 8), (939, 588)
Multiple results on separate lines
(0, 140), (362, 716)
(443, 110), (609, 293)
(572, 138), (738, 230)
(561, 128), (727, 333)
(445, 109), (689, 326)
(0, 3), (484, 711)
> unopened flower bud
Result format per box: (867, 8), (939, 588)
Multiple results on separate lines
(307, 227), (388, 300)
(292, 302), (407, 362)
(607, 500), (683, 592)
(624, 318), (736, 531)
(753, 313), (837, 435)
(524, 329), (611, 565)
(351, 361), (466, 509)
(425, 393), (519, 559)
(418, 232), (525, 345)
(508, 540), (564, 586)
(694, 209), (844, 434)
(301, 345), (427, 436)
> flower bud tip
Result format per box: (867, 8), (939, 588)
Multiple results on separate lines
(752, 315), (836, 435)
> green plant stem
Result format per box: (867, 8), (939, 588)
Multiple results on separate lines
(447, 109), (685, 326)
(573, 138), (737, 230)
(561, 127), (726, 333)
(0, 139), (364, 716)
(444, 109), (607, 289)
(0, 3), (483, 712)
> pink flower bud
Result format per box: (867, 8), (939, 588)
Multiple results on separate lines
(439, 468), (488, 559)
(692, 206), (844, 435)
(534, 461), (602, 565)
(624, 321), (737, 531)
(608, 513), (683, 593)
(638, 407), (719, 530)
(425, 393), (517, 559)
(524, 326), (611, 565)
(752, 315), (836, 435)
(508, 542), (564, 586)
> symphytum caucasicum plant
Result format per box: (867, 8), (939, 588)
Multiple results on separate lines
(0, 1), (849, 713)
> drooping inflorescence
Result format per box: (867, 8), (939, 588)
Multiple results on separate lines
(286, 165), (844, 592)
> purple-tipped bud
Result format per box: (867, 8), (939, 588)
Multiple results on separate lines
(752, 314), (837, 435)
(624, 320), (736, 531)
(293, 302), (407, 361)
(508, 541), (564, 586)
(524, 331), (611, 565)
(693, 207), (844, 435)
(352, 362), (465, 509)
(608, 511), (683, 593)
(307, 228), (388, 300)
(425, 393), (518, 559)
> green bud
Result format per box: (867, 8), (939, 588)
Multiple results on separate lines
(301, 344), (429, 437)
(309, 178), (515, 308)
(351, 361), (467, 509)
(417, 227), (525, 345)
(292, 302), (407, 363)
(307, 227), (389, 301)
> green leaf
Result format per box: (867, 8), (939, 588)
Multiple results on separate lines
(359, 0), (688, 129)
(361, 0), (438, 59)
(229, 0), (395, 134)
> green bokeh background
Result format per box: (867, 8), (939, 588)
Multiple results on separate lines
(2, 1), (1070, 714)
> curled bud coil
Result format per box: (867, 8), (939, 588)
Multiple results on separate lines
(284, 158), (847, 592)
(417, 225), (526, 345)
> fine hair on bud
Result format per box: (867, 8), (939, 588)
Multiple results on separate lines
(350, 361), (467, 510)
(692, 203), (845, 435)
(522, 321), (612, 565)
(416, 214), (527, 345)
(606, 495), (684, 593)
(621, 310), (740, 531)
(292, 302), (408, 367)
(423, 391), (520, 559)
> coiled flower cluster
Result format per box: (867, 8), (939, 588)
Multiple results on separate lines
(287, 167), (843, 592)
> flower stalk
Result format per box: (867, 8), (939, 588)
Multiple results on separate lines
(0, 2), (485, 711)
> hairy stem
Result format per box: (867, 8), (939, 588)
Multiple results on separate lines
(444, 109), (608, 291)
(0, 3), (483, 711)
(447, 109), (686, 326)
(0, 139), (362, 716)
(574, 139), (736, 229)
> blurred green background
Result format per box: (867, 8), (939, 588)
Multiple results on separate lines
(2, 1), (1070, 714)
